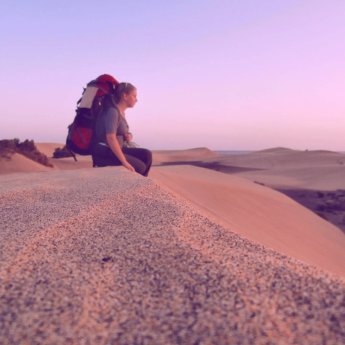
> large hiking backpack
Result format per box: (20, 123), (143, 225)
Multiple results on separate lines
(66, 74), (119, 156)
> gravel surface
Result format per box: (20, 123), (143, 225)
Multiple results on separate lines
(0, 168), (344, 345)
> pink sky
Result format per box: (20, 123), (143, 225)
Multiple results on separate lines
(0, 1), (344, 150)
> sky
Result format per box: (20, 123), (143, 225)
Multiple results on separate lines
(0, 0), (344, 150)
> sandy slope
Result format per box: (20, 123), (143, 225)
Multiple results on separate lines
(1, 143), (344, 277)
(0, 168), (344, 344)
(0, 153), (52, 174)
(205, 148), (345, 190)
(151, 165), (345, 278)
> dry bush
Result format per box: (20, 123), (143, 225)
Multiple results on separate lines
(0, 139), (53, 167)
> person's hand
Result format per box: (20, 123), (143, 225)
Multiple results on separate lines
(122, 161), (135, 172)
(124, 133), (133, 142)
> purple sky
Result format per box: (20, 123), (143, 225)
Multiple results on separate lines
(1, 1), (344, 150)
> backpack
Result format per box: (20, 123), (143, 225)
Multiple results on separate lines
(66, 74), (119, 156)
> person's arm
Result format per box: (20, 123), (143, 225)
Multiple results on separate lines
(106, 133), (135, 172)
(104, 107), (135, 172)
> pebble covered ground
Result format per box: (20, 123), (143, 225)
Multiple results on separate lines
(0, 168), (344, 345)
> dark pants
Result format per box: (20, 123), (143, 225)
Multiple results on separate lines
(92, 144), (152, 177)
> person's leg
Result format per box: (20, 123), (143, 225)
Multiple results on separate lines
(124, 154), (147, 175)
(91, 144), (122, 167)
(92, 144), (152, 176)
(123, 147), (152, 176)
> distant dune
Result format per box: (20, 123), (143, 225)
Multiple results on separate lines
(212, 148), (345, 190)
(35, 142), (64, 157)
(213, 147), (345, 170)
(256, 147), (295, 153)
(152, 147), (218, 165)
(0, 153), (53, 174)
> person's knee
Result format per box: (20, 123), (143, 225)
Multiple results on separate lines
(134, 162), (146, 176)
(125, 149), (152, 176)
(126, 156), (146, 176)
(142, 149), (152, 165)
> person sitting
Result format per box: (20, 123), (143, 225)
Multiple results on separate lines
(91, 82), (152, 177)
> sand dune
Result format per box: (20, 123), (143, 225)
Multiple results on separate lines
(156, 148), (345, 190)
(0, 153), (52, 174)
(214, 148), (345, 169)
(1, 143), (344, 278)
(256, 147), (295, 153)
(0, 143), (93, 174)
(151, 165), (345, 278)
(153, 147), (218, 165)
(1, 146), (345, 342)
(37, 142), (93, 170)
(35, 142), (63, 157)
(0, 168), (344, 344)
(215, 149), (345, 190)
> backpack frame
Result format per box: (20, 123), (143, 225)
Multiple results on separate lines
(66, 74), (119, 157)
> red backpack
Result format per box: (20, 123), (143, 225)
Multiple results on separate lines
(66, 74), (119, 156)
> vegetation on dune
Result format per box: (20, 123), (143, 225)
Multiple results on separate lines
(0, 139), (53, 167)
(53, 146), (76, 160)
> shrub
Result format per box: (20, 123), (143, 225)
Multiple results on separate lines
(0, 139), (53, 167)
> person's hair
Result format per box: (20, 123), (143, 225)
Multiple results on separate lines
(113, 82), (136, 103)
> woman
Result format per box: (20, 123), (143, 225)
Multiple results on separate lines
(91, 82), (152, 176)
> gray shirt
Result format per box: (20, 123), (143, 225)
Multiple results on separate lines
(94, 106), (129, 147)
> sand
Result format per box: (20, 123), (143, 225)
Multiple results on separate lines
(0, 168), (344, 344)
(199, 147), (345, 190)
(1, 144), (345, 343)
(35, 142), (94, 170)
(35, 142), (64, 157)
(150, 165), (345, 278)
(0, 153), (53, 174)
(152, 147), (218, 165)
(155, 147), (345, 232)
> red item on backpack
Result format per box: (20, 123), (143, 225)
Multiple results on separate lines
(66, 74), (119, 156)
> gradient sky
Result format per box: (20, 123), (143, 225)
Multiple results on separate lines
(1, 1), (344, 150)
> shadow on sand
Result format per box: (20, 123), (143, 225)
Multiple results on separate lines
(156, 161), (262, 174)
